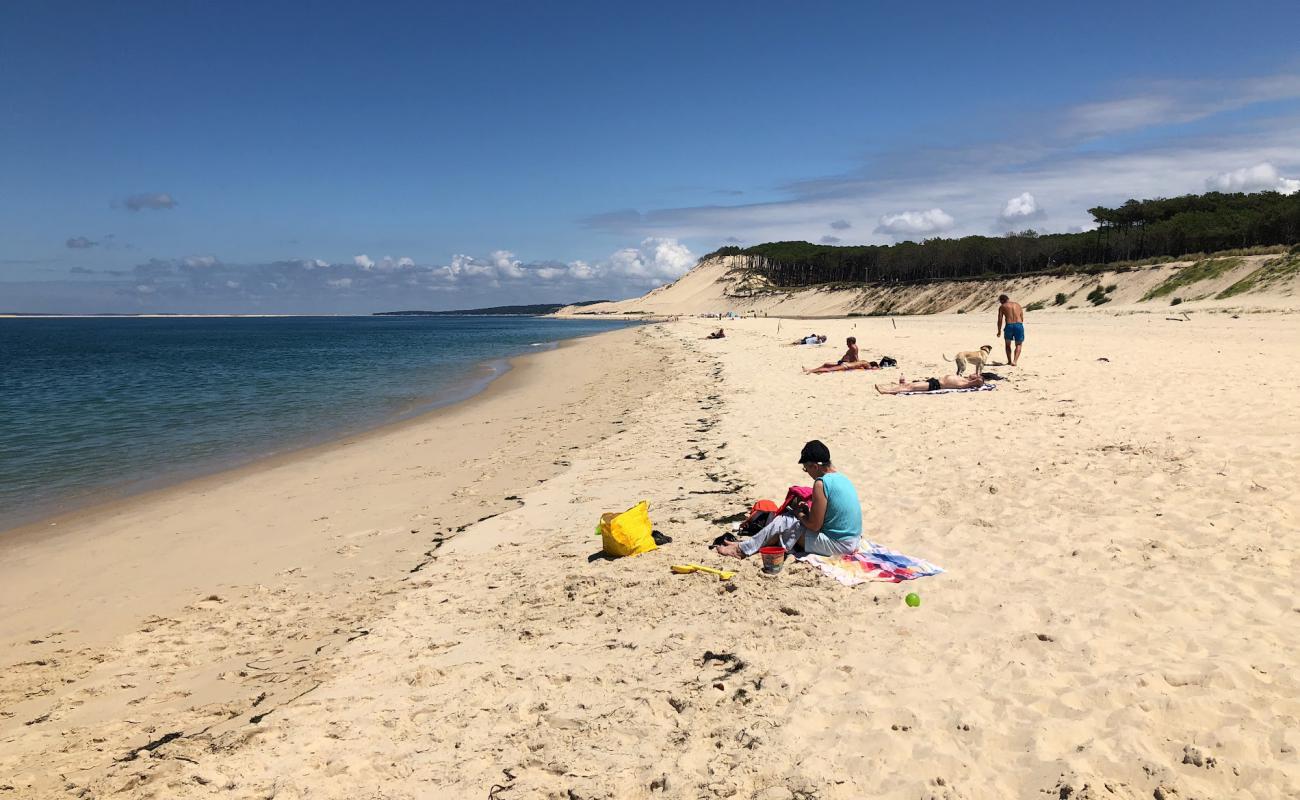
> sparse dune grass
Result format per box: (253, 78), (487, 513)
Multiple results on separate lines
(1217, 253), (1300, 299)
(1142, 257), (1243, 301)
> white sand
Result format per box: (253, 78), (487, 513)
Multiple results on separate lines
(2, 313), (1298, 799)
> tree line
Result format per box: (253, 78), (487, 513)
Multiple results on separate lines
(704, 190), (1300, 288)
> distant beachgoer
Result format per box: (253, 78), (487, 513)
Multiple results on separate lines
(791, 333), (826, 345)
(813, 336), (860, 369)
(706, 328), (725, 339)
(716, 440), (861, 559)
(874, 374), (984, 394)
(997, 294), (1025, 366)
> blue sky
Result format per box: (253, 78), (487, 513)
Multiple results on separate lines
(3, 0), (1299, 313)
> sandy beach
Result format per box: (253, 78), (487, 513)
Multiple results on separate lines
(3, 311), (1298, 799)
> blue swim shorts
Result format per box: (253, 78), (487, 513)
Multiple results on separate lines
(1003, 322), (1025, 343)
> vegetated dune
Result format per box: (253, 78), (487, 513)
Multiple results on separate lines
(558, 250), (1300, 318)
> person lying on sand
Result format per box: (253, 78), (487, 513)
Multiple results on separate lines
(875, 374), (984, 394)
(717, 440), (861, 559)
(803, 360), (881, 374)
(790, 333), (827, 345)
(705, 329), (725, 339)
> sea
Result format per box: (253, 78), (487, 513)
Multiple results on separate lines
(0, 315), (637, 532)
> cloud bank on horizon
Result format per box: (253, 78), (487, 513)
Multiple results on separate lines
(11, 238), (699, 315)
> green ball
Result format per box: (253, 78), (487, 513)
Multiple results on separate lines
(905, 592), (921, 607)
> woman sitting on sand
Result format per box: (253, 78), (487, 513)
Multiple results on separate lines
(717, 440), (861, 559)
(875, 374), (984, 394)
(810, 336), (860, 369)
(705, 329), (725, 339)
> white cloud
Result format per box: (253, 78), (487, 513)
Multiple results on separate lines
(566, 260), (596, 280)
(1064, 96), (1184, 138)
(363, 255), (417, 271)
(184, 255), (219, 268)
(1206, 162), (1300, 195)
(124, 192), (177, 211)
(446, 253), (495, 279)
(225, 280), (240, 289)
(490, 250), (526, 279)
(326, 277), (353, 289)
(875, 208), (955, 237)
(605, 237), (697, 283)
(1062, 73), (1300, 138)
(999, 192), (1046, 225)
(135, 284), (155, 293)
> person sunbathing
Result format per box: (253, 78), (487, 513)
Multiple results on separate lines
(716, 440), (862, 559)
(705, 329), (725, 339)
(790, 333), (826, 345)
(875, 374), (984, 394)
(804, 360), (881, 374)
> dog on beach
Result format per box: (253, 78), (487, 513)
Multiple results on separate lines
(943, 345), (993, 376)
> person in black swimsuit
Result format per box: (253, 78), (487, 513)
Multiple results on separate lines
(875, 374), (984, 394)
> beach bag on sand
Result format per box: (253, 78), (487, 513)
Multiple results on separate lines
(597, 501), (657, 558)
(740, 499), (780, 535)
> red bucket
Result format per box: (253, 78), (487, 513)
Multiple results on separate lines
(759, 546), (786, 573)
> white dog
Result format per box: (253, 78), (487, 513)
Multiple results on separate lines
(943, 345), (993, 376)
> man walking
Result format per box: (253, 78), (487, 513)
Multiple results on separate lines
(996, 294), (1025, 366)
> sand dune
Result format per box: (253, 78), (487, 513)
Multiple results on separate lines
(558, 250), (1300, 318)
(2, 312), (1298, 799)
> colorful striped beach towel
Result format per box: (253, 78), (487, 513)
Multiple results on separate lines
(796, 540), (944, 586)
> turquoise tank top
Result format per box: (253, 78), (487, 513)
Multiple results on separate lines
(818, 472), (862, 540)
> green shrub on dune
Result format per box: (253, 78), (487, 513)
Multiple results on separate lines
(1086, 285), (1112, 305)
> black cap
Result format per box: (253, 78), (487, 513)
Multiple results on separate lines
(797, 440), (831, 465)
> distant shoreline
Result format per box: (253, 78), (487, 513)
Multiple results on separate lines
(0, 313), (347, 318)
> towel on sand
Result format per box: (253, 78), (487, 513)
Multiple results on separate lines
(896, 383), (997, 396)
(796, 541), (944, 586)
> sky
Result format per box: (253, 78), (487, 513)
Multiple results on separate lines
(3, 0), (1300, 314)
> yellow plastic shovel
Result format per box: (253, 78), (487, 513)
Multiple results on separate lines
(671, 563), (735, 581)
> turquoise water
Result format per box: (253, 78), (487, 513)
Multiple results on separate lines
(0, 316), (635, 531)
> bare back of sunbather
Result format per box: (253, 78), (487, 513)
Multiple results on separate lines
(875, 374), (984, 394)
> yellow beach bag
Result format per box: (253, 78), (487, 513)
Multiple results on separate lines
(596, 501), (657, 558)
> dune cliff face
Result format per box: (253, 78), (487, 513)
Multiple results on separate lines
(558, 251), (1300, 317)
